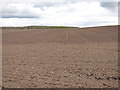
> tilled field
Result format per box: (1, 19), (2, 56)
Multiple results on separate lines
(2, 26), (118, 88)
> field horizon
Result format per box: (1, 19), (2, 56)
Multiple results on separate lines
(1, 25), (119, 30)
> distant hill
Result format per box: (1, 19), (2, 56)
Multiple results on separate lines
(1, 25), (119, 30)
(1, 26), (77, 30)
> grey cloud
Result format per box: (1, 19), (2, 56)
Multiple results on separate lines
(2, 15), (38, 18)
(100, 2), (118, 11)
(34, 2), (61, 7)
(33, 2), (76, 9)
(33, 2), (60, 10)
(1, 5), (40, 18)
(2, 12), (39, 18)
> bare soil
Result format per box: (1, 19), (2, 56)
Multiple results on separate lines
(2, 26), (118, 88)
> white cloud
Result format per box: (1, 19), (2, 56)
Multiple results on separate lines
(0, 1), (118, 27)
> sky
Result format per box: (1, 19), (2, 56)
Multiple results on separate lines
(0, 0), (119, 27)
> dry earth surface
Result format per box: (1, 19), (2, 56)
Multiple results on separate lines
(2, 26), (118, 88)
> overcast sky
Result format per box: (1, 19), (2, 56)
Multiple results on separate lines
(0, 0), (119, 27)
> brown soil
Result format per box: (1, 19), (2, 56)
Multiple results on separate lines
(2, 26), (118, 88)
